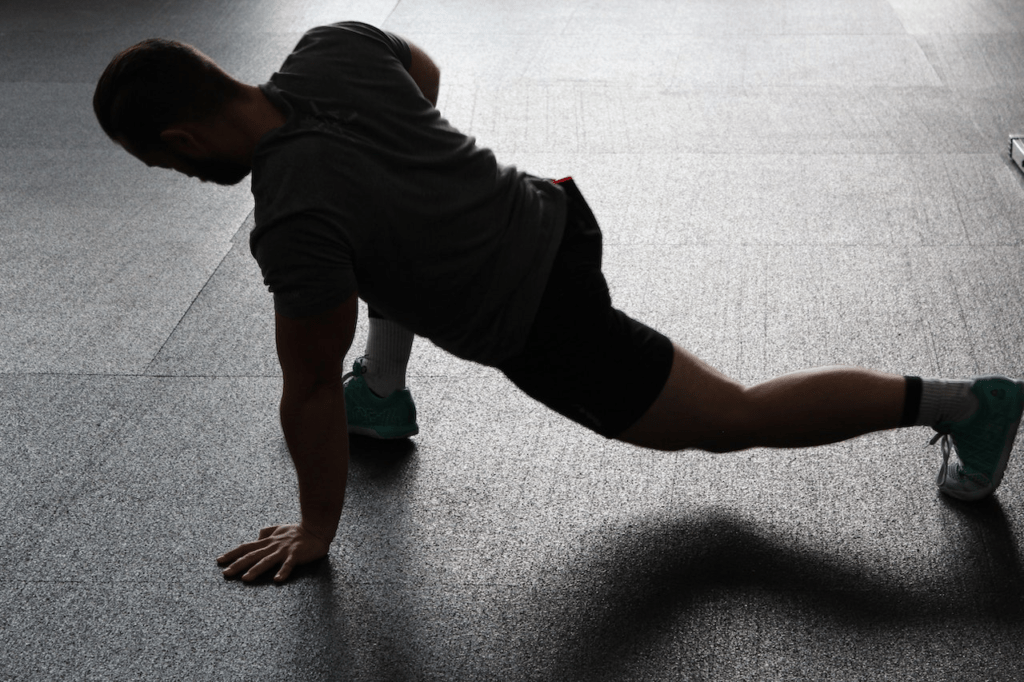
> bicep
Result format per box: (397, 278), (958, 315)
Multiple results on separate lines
(275, 294), (358, 393)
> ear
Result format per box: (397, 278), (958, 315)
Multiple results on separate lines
(158, 128), (203, 156)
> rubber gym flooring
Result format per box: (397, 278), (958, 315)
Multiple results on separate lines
(2, 0), (1023, 679)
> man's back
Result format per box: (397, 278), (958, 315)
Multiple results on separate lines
(249, 21), (566, 364)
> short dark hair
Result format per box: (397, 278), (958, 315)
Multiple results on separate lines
(93, 38), (244, 154)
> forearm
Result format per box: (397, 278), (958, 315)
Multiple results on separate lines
(279, 380), (349, 542)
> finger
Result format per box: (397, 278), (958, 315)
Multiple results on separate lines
(222, 548), (272, 577)
(217, 539), (268, 564)
(274, 556), (296, 583)
(258, 525), (279, 540)
(242, 551), (285, 582)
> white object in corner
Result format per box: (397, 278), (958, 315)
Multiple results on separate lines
(1010, 136), (1024, 174)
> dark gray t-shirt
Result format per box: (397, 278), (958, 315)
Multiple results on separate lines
(249, 21), (567, 365)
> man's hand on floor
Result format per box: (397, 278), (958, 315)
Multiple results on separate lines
(217, 523), (330, 583)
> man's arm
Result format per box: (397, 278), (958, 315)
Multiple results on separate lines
(218, 294), (358, 583)
(405, 39), (440, 107)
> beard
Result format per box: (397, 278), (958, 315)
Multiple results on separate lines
(189, 156), (252, 186)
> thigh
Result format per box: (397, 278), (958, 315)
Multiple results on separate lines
(500, 307), (674, 438)
(617, 344), (749, 452)
(497, 179), (674, 438)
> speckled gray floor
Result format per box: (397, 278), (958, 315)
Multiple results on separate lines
(2, 1), (1024, 680)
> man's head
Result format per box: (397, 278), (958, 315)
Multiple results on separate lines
(94, 38), (254, 186)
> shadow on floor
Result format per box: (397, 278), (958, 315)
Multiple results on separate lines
(521, 498), (1023, 680)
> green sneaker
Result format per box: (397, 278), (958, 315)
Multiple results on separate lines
(342, 358), (419, 439)
(931, 376), (1024, 501)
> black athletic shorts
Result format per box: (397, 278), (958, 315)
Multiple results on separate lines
(497, 178), (675, 439)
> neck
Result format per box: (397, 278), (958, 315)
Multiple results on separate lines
(228, 85), (286, 160)
(247, 84), (287, 141)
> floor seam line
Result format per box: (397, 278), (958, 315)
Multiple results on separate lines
(142, 241), (236, 376)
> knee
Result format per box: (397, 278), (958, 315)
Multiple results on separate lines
(618, 365), (758, 453)
(695, 387), (760, 453)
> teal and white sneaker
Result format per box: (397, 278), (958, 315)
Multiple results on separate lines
(342, 358), (419, 439)
(931, 376), (1024, 501)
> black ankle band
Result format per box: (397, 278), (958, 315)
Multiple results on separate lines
(901, 375), (923, 427)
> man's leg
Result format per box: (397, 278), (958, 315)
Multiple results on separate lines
(342, 306), (419, 439)
(360, 307), (414, 397)
(618, 345), (1024, 500)
(618, 345), (905, 452)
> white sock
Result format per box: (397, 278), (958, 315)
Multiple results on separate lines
(915, 378), (979, 428)
(361, 317), (414, 397)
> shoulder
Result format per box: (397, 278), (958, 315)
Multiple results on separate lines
(251, 136), (333, 219)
